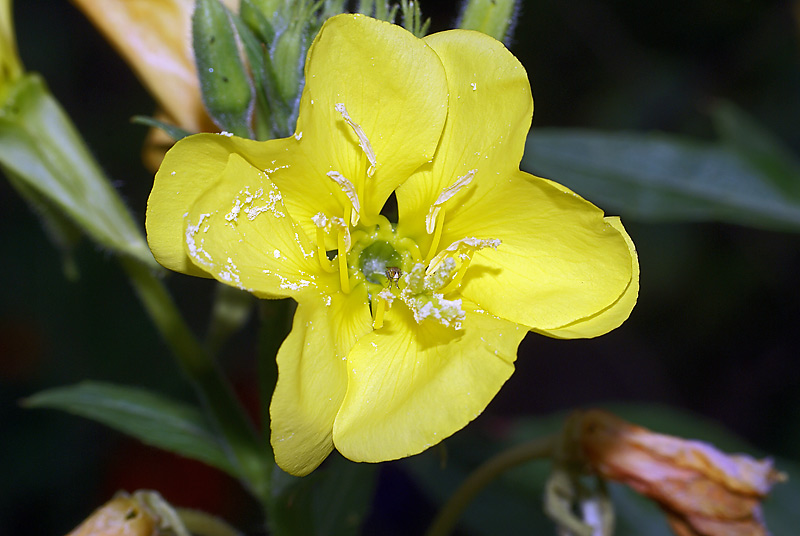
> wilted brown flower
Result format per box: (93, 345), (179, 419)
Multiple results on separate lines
(578, 410), (786, 536)
(66, 493), (158, 536)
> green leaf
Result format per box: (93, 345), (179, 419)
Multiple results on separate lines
(23, 381), (240, 478)
(193, 0), (254, 137)
(711, 100), (800, 200)
(0, 74), (157, 266)
(270, 454), (377, 536)
(523, 129), (800, 232)
(3, 168), (81, 280)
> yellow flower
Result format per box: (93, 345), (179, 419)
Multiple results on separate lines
(146, 14), (639, 476)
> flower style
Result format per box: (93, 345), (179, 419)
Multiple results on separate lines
(146, 14), (639, 476)
(578, 410), (785, 536)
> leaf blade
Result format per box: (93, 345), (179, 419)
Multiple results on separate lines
(23, 381), (240, 478)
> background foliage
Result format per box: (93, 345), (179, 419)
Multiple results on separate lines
(2, 0), (799, 534)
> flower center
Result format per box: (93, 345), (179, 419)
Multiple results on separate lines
(309, 103), (500, 331)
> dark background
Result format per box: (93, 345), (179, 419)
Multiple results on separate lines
(2, 1), (799, 534)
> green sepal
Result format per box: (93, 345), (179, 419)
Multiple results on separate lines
(0, 74), (156, 267)
(240, 0), (277, 43)
(23, 381), (242, 478)
(230, 10), (289, 139)
(457, 0), (519, 43)
(270, 15), (308, 106)
(193, 0), (254, 138)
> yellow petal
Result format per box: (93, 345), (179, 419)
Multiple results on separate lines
(72, 0), (237, 132)
(535, 217), (639, 338)
(183, 151), (335, 298)
(397, 28), (533, 240)
(332, 300), (523, 462)
(441, 171), (635, 333)
(271, 289), (372, 476)
(147, 133), (315, 277)
(289, 14), (448, 222)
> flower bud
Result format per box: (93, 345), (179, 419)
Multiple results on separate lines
(193, 0), (254, 137)
(457, 0), (519, 43)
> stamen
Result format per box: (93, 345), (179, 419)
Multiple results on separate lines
(327, 171), (361, 226)
(372, 288), (395, 330)
(427, 237), (501, 275)
(330, 216), (351, 294)
(399, 237), (423, 263)
(425, 169), (476, 233)
(335, 103), (377, 177)
(312, 212), (336, 273)
(439, 254), (473, 294)
(425, 207), (446, 263)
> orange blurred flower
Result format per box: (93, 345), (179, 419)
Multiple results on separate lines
(71, 0), (238, 168)
(578, 410), (786, 536)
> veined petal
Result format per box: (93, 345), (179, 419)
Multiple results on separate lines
(147, 133), (328, 276)
(397, 28), (533, 238)
(184, 152), (334, 298)
(441, 171), (635, 333)
(289, 14), (448, 222)
(535, 217), (639, 338)
(271, 288), (372, 476)
(333, 300), (523, 462)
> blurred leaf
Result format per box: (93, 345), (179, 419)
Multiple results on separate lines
(131, 115), (192, 142)
(407, 405), (798, 536)
(711, 100), (800, 200)
(0, 74), (157, 266)
(23, 381), (240, 478)
(523, 129), (800, 232)
(3, 168), (81, 280)
(271, 453), (377, 536)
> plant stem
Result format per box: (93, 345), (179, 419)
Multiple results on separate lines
(120, 256), (273, 507)
(426, 434), (558, 536)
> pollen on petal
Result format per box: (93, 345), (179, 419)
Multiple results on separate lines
(335, 103), (377, 177)
(327, 171), (361, 226)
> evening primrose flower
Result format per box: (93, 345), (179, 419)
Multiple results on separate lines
(146, 14), (639, 476)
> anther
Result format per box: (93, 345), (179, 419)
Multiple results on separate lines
(335, 103), (377, 177)
(327, 171), (361, 226)
(427, 237), (501, 276)
(330, 216), (352, 293)
(425, 169), (476, 234)
(312, 212), (336, 273)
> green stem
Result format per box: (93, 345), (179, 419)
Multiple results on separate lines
(120, 256), (272, 507)
(426, 434), (558, 536)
